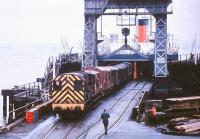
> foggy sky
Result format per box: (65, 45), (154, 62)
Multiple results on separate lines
(0, 0), (199, 48)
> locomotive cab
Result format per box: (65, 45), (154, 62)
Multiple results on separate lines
(51, 72), (86, 117)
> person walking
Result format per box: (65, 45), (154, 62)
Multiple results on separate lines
(101, 109), (110, 134)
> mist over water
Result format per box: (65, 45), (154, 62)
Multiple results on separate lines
(0, 44), (69, 125)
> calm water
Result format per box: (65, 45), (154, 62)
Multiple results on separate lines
(0, 44), (64, 125)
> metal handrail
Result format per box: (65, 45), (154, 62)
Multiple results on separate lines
(8, 99), (42, 114)
(168, 53), (200, 64)
(13, 83), (41, 104)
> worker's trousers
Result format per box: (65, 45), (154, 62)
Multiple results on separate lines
(103, 122), (108, 133)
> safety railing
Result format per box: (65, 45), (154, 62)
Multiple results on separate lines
(6, 98), (50, 124)
(57, 53), (82, 64)
(41, 53), (82, 90)
(7, 99), (39, 124)
(169, 53), (200, 64)
(14, 81), (41, 99)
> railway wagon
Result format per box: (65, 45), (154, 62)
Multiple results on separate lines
(107, 66), (119, 87)
(51, 62), (133, 118)
(83, 66), (113, 94)
(113, 62), (132, 84)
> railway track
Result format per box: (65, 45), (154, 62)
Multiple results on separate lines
(97, 83), (148, 139)
(39, 118), (61, 139)
(39, 119), (82, 139)
(57, 83), (140, 139)
(61, 121), (83, 139)
(76, 82), (148, 139)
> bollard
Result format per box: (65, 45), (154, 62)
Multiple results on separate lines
(132, 108), (138, 120)
(145, 111), (150, 125)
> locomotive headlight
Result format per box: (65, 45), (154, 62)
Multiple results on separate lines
(56, 81), (60, 86)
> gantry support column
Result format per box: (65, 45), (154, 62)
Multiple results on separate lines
(82, 15), (97, 68)
(154, 14), (168, 94)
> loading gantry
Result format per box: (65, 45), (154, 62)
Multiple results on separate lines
(83, 0), (172, 92)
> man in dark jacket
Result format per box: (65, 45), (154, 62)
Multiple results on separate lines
(101, 109), (110, 134)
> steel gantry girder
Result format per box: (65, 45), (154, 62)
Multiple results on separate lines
(153, 14), (168, 94)
(84, 0), (172, 16)
(154, 14), (168, 77)
(82, 15), (97, 68)
(83, 0), (108, 68)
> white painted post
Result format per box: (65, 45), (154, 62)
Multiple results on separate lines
(6, 96), (9, 124)
(0, 95), (5, 126)
(12, 104), (15, 120)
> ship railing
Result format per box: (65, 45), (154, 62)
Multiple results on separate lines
(42, 53), (82, 88)
(57, 53), (82, 64)
(168, 53), (200, 64)
(53, 53), (81, 76)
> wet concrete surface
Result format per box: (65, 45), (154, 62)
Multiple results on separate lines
(66, 82), (144, 139)
(0, 115), (59, 139)
(0, 81), (199, 139)
(103, 121), (200, 139)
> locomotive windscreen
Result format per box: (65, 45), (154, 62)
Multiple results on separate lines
(74, 80), (83, 91)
